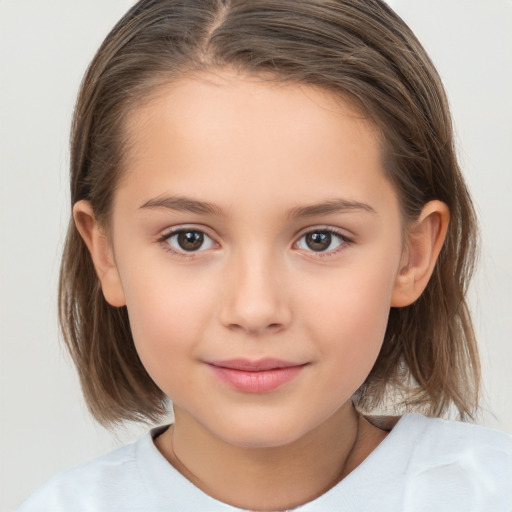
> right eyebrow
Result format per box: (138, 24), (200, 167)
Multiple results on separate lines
(138, 195), (228, 216)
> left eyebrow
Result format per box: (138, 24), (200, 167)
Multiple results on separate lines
(286, 198), (377, 219)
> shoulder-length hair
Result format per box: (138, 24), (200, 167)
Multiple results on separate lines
(59, 0), (480, 428)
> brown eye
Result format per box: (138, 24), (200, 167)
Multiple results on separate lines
(165, 230), (216, 253)
(177, 231), (204, 251)
(305, 232), (331, 251)
(296, 229), (346, 253)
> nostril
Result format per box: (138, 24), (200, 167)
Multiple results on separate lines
(226, 322), (284, 335)
(253, 323), (284, 335)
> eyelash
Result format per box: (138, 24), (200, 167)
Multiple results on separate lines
(294, 228), (353, 259)
(157, 226), (353, 259)
(157, 227), (218, 259)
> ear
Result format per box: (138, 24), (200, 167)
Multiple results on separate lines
(391, 200), (450, 307)
(73, 200), (126, 307)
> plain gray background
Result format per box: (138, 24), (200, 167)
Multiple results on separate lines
(1, 1), (511, 510)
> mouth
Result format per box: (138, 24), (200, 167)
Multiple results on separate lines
(205, 358), (309, 393)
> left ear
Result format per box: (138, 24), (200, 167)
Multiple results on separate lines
(391, 200), (450, 307)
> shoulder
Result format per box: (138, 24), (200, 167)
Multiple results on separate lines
(402, 413), (512, 458)
(16, 434), (144, 512)
(15, 423), (242, 512)
(318, 414), (511, 512)
(398, 414), (512, 511)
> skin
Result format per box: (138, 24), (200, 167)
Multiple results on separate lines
(75, 69), (449, 511)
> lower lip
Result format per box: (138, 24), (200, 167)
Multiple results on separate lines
(207, 364), (307, 393)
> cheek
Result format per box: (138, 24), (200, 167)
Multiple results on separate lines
(119, 263), (217, 389)
(304, 259), (397, 374)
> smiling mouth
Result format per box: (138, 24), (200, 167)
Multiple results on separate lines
(205, 358), (309, 393)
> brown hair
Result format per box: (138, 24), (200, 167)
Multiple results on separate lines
(59, 0), (480, 428)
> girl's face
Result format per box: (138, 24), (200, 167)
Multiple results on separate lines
(105, 70), (406, 447)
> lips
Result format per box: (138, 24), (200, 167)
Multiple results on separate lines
(206, 358), (308, 393)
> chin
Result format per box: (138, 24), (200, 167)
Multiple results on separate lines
(211, 413), (319, 450)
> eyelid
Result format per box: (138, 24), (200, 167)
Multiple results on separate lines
(293, 226), (353, 257)
(294, 224), (354, 241)
(156, 224), (353, 259)
(157, 225), (219, 257)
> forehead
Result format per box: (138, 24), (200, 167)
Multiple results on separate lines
(117, 69), (395, 215)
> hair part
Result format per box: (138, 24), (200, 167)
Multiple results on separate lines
(59, 0), (480, 428)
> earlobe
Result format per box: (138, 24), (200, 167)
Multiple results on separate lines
(391, 200), (450, 308)
(73, 200), (126, 307)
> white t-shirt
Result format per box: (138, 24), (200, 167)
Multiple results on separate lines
(16, 413), (512, 512)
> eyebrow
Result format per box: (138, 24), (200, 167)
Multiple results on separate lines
(286, 198), (377, 218)
(138, 196), (227, 216)
(138, 195), (376, 218)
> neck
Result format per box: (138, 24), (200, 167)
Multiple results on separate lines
(154, 402), (387, 511)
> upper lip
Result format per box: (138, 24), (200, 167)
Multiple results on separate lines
(206, 358), (306, 372)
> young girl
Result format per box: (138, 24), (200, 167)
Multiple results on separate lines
(17, 0), (511, 511)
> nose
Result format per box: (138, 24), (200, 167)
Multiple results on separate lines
(219, 248), (292, 335)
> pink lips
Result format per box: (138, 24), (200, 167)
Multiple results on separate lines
(206, 358), (308, 393)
